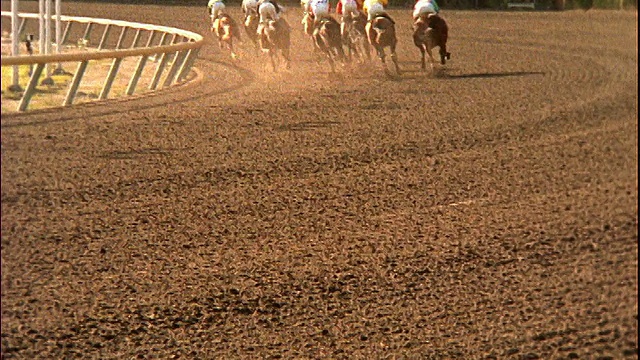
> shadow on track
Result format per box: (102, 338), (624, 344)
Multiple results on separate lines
(1, 58), (255, 129)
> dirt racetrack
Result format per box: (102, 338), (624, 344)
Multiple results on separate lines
(1, 2), (638, 359)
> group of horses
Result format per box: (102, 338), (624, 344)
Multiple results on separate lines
(212, 6), (291, 71)
(210, 3), (450, 75)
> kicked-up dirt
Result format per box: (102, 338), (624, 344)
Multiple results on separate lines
(1, 1), (637, 359)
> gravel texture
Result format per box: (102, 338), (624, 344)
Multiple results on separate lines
(1, 2), (637, 359)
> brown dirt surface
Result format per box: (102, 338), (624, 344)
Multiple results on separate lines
(1, 2), (638, 359)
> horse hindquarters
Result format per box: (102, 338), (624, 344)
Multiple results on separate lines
(219, 17), (238, 42)
(412, 30), (428, 70)
(216, 16), (240, 59)
(325, 20), (347, 63)
(418, 27), (441, 71)
(347, 15), (371, 62)
(260, 19), (291, 71)
(244, 14), (260, 50)
(428, 15), (450, 65)
(368, 18), (400, 75)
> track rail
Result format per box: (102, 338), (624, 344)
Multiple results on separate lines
(1, 11), (205, 112)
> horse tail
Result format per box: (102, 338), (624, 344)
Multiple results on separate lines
(218, 17), (234, 41)
(222, 24), (235, 42)
(373, 20), (388, 39)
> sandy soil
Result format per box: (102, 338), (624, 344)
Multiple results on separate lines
(1, 2), (638, 359)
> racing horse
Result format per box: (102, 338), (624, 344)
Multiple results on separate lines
(341, 12), (371, 63)
(301, 11), (324, 59)
(241, 0), (260, 51)
(311, 16), (348, 72)
(212, 12), (242, 60)
(259, 17), (292, 72)
(413, 12), (450, 72)
(366, 13), (400, 75)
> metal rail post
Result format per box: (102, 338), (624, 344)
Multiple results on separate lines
(63, 60), (89, 106)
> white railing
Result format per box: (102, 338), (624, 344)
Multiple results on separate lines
(1, 11), (204, 112)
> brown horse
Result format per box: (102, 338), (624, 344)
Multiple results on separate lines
(242, 8), (260, 51)
(366, 14), (401, 75)
(258, 18), (292, 72)
(341, 12), (371, 63)
(312, 16), (348, 72)
(212, 13), (242, 60)
(413, 13), (450, 72)
(302, 11), (324, 60)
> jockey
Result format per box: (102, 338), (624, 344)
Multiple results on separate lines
(337, 0), (363, 37)
(242, 0), (259, 19)
(208, 0), (226, 24)
(309, 0), (332, 25)
(257, 0), (282, 23)
(363, 0), (389, 22)
(336, 0), (363, 19)
(413, 0), (440, 20)
(257, 0), (282, 34)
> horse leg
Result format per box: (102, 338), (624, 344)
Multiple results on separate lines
(229, 39), (239, 60)
(346, 42), (354, 63)
(426, 45), (437, 72)
(318, 38), (336, 72)
(327, 52), (336, 72)
(335, 42), (348, 66)
(269, 50), (278, 72)
(439, 43), (450, 65)
(419, 45), (427, 71)
(425, 30), (438, 72)
(363, 39), (372, 62)
(390, 45), (400, 75)
(377, 47), (389, 73)
(282, 48), (291, 69)
(351, 44), (360, 64)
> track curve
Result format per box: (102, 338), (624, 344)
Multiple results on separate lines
(1, 2), (637, 359)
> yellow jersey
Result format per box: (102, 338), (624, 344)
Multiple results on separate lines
(363, 0), (388, 14)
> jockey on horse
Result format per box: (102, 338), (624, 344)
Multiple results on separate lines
(242, 0), (259, 22)
(303, 0), (332, 27)
(337, 0), (364, 19)
(413, 0), (440, 20)
(362, 0), (394, 46)
(336, 0), (365, 37)
(257, 0), (284, 35)
(208, 0), (228, 30)
(362, 0), (392, 22)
